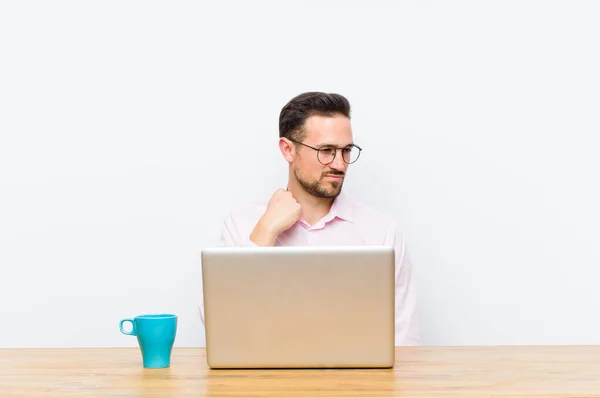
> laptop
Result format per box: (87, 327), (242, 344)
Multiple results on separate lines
(201, 245), (395, 369)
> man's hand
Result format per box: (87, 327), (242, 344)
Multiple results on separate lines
(250, 189), (301, 246)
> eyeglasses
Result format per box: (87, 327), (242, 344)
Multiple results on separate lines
(288, 138), (362, 165)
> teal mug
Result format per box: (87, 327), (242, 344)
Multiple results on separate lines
(119, 314), (177, 368)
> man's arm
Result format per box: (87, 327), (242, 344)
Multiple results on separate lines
(200, 189), (301, 325)
(389, 223), (421, 346)
(220, 211), (258, 247)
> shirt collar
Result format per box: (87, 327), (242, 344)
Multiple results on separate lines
(328, 191), (354, 223)
(297, 191), (355, 230)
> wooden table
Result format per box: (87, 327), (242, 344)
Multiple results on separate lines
(1, 346), (599, 397)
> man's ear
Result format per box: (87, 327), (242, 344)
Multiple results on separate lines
(279, 137), (295, 163)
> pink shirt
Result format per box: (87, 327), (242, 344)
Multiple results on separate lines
(200, 192), (421, 346)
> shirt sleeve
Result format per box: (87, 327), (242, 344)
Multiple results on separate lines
(387, 222), (421, 346)
(219, 212), (258, 247)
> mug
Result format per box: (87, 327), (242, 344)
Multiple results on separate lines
(119, 314), (177, 368)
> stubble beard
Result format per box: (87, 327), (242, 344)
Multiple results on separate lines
(294, 167), (344, 199)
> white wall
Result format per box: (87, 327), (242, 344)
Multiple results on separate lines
(1, 0), (599, 348)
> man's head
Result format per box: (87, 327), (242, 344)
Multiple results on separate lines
(278, 92), (360, 199)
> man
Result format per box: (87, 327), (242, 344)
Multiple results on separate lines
(202, 92), (420, 346)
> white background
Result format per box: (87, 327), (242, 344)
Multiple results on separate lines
(1, 1), (599, 348)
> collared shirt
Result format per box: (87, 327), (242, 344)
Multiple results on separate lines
(200, 192), (421, 346)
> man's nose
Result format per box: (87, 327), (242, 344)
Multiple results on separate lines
(330, 149), (347, 171)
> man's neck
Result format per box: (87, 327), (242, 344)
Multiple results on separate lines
(286, 182), (334, 226)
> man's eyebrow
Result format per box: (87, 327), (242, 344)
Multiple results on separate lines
(317, 142), (355, 147)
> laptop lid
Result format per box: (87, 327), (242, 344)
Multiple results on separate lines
(201, 245), (395, 369)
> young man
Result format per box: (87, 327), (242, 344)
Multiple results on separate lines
(205, 92), (420, 346)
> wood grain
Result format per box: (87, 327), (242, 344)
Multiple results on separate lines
(1, 346), (599, 397)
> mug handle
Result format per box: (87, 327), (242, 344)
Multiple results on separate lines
(119, 319), (136, 336)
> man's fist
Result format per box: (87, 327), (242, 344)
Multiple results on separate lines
(250, 189), (301, 246)
(263, 189), (302, 234)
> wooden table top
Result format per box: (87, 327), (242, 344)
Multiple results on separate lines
(1, 346), (599, 397)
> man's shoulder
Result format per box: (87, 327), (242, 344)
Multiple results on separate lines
(225, 200), (268, 223)
(344, 196), (408, 247)
(346, 196), (400, 229)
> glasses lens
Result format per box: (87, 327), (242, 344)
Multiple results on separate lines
(342, 147), (361, 164)
(316, 146), (361, 164)
(317, 147), (336, 164)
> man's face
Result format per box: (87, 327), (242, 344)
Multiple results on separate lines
(292, 114), (354, 199)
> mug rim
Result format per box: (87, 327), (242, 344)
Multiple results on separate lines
(135, 314), (177, 320)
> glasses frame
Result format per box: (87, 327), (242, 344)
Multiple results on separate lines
(288, 138), (362, 165)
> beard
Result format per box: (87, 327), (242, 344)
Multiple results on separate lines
(294, 167), (345, 199)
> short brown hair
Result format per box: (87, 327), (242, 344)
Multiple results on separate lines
(279, 92), (351, 141)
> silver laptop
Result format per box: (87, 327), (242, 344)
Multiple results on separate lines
(201, 245), (395, 369)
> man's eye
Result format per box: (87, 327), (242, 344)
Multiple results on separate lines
(319, 148), (335, 155)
